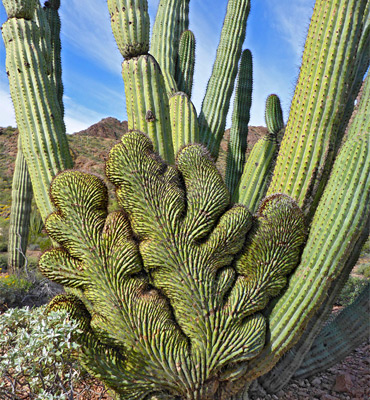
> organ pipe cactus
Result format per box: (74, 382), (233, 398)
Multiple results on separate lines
(2, 0), (73, 223)
(2, 0), (369, 399)
(7, 136), (33, 272)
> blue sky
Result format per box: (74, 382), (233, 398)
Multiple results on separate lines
(0, 0), (315, 133)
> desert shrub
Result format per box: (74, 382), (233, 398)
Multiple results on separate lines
(28, 206), (52, 252)
(0, 253), (7, 269)
(0, 266), (63, 310)
(0, 306), (112, 399)
(360, 236), (370, 257)
(356, 263), (370, 279)
(0, 269), (32, 310)
(336, 276), (368, 307)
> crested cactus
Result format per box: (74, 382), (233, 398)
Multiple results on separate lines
(40, 131), (306, 399)
(2, 0), (370, 398)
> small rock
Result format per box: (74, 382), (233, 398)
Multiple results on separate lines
(312, 377), (322, 387)
(333, 373), (353, 393)
(321, 395), (340, 400)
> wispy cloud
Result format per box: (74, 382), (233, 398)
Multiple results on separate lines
(266, 0), (314, 62)
(63, 100), (104, 134)
(59, 0), (122, 75)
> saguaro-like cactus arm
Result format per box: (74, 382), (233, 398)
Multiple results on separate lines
(43, 0), (64, 115)
(2, 0), (73, 222)
(225, 49), (252, 196)
(174, 30), (196, 98)
(258, 234), (363, 393)
(108, 1), (175, 164)
(232, 95), (282, 213)
(169, 91), (199, 153)
(266, 0), (369, 217)
(264, 94), (284, 136)
(198, 0), (250, 159)
(122, 55), (175, 164)
(107, 0), (150, 58)
(230, 70), (370, 395)
(7, 135), (33, 272)
(151, 0), (190, 94)
(294, 282), (370, 379)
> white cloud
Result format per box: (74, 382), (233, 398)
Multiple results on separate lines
(266, 0), (314, 62)
(59, 0), (122, 75)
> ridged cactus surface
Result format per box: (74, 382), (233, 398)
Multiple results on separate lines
(7, 136), (33, 272)
(225, 49), (253, 196)
(41, 131), (305, 399)
(107, 0), (150, 58)
(2, 1), (72, 222)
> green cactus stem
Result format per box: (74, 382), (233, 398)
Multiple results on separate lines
(229, 67), (370, 395)
(266, 0), (369, 218)
(258, 235), (363, 393)
(151, 0), (190, 94)
(2, 0), (38, 19)
(232, 134), (277, 214)
(265, 94), (284, 135)
(198, 0), (250, 159)
(40, 131), (305, 399)
(43, 0), (64, 116)
(174, 30), (196, 98)
(169, 91), (199, 153)
(294, 283), (370, 379)
(107, 0), (150, 59)
(122, 55), (175, 163)
(34, 2), (52, 75)
(225, 49), (253, 196)
(2, 4), (73, 222)
(7, 135), (33, 273)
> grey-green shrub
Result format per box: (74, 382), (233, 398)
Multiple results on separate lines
(0, 306), (81, 399)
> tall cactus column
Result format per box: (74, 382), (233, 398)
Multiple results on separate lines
(266, 0), (369, 217)
(7, 135), (33, 273)
(108, 0), (175, 164)
(2, 0), (73, 222)
(43, 0), (64, 115)
(198, 0), (250, 159)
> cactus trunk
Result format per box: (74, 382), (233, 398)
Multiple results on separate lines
(7, 135), (33, 273)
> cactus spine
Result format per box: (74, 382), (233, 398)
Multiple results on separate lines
(7, 136), (33, 272)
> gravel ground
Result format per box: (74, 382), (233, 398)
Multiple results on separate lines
(249, 341), (370, 400)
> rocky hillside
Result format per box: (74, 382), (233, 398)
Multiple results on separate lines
(0, 119), (268, 208)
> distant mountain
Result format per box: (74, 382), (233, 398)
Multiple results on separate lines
(0, 118), (268, 207)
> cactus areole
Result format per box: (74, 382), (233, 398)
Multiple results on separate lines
(2, 0), (369, 399)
